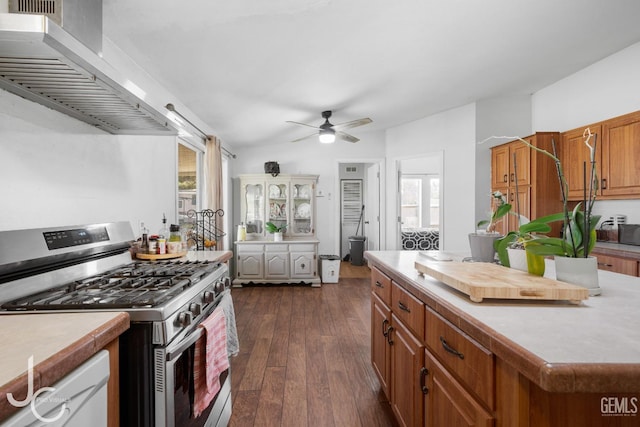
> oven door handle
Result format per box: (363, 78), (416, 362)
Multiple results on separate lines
(166, 327), (204, 362)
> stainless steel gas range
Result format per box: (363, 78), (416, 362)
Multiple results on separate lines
(0, 222), (233, 427)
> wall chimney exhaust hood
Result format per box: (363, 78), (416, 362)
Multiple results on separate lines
(0, 1), (177, 135)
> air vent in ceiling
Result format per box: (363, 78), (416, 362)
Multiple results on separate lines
(346, 166), (357, 173)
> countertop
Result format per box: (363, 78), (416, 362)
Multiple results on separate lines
(0, 312), (129, 420)
(364, 250), (640, 393)
(235, 238), (319, 244)
(181, 250), (233, 263)
(594, 241), (640, 259)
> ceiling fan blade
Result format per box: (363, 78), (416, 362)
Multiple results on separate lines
(336, 131), (360, 143)
(332, 117), (372, 131)
(286, 120), (320, 130)
(291, 133), (317, 143)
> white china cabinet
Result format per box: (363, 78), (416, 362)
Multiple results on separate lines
(235, 174), (320, 286)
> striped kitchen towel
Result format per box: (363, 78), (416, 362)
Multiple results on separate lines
(192, 306), (229, 418)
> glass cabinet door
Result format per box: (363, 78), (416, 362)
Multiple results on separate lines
(267, 182), (288, 233)
(291, 181), (314, 236)
(244, 183), (264, 236)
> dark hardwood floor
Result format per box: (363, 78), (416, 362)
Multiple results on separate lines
(228, 262), (396, 427)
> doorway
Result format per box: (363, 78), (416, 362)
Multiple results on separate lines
(396, 152), (443, 250)
(335, 160), (384, 258)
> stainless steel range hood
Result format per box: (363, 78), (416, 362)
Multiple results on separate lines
(0, 8), (177, 135)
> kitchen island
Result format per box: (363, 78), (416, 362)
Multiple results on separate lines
(365, 250), (640, 427)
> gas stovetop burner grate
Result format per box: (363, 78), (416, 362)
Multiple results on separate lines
(1, 260), (223, 310)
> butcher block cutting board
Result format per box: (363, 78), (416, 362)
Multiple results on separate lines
(415, 260), (589, 304)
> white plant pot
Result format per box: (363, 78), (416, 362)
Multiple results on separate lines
(468, 232), (500, 263)
(507, 248), (528, 272)
(273, 232), (283, 242)
(554, 256), (601, 296)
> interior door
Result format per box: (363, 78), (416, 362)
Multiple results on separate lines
(365, 163), (380, 251)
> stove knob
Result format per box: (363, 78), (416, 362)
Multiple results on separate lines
(189, 303), (202, 316)
(177, 311), (193, 327)
(214, 280), (225, 294)
(203, 290), (215, 303)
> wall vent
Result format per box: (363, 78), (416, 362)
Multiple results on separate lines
(9, 0), (61, 24)
(346, 166), (357, 173)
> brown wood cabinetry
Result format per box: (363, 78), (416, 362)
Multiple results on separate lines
(371, 292), (391, 399)
(424, 350), (494, 427)
(591, 250), (640, 276)
(561, 110), (640, 200)
(490, 133), (562, 235)
(390, 314), (425, 427)
(371, 267), (494, 426)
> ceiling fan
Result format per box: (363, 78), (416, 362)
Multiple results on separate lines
(286, 110), (372, 143)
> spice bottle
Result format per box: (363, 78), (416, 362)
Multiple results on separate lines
(167, 224), (182, 254)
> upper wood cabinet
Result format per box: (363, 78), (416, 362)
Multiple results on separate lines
(490, 132), (562, 235)
(560, 110), (640, 200)
(490, 140), (530, 189)
(601, 111), (640, 198)
(560, 124), (602, 201)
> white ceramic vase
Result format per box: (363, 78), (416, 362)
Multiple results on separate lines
(273, 232), (283, 242)
(468, 232), (500, 262)
(554, 256), (601, 296)
(507, 248), (528, 272)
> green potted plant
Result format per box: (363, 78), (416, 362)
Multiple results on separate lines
(483, 128), (601, 294)
(265, 221), (287, 242)
(494, 215), (553, 275)
(469, 191), (511, 262)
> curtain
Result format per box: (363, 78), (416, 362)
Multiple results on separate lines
(205, 135), (224, 249)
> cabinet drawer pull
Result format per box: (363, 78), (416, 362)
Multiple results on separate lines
(382, 319), (389, 337)
(375, 280), (384, 288)
(602, 178), (607, 189)
(420, 367), (429, 395)
(503, 174), (508, 183)
(510, 173), (515, 182)
(386, 326), (394, 345)
(398, 301), (411, 313)
(440, 336), (464, 360)
(598, 262), (613, 268)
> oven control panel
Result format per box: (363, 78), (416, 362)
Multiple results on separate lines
(43, 226), (110, 250)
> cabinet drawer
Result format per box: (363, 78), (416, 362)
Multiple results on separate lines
(595, 254), (639, 276)
(425, 307), (494, 409)
(237, 244), (264, 252)
(289, 243), (316, 252)
(391, 282), (425, 338)
(266, 244), (289, 252)
(371, 267), (391, 306)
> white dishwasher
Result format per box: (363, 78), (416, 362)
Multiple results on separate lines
(2, 350), (110, 427)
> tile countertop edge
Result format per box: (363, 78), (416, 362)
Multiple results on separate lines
(364, 251), (640, 394)
(0, 312), (130, 421)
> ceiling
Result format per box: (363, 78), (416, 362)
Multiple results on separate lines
(102, 0), (640, 148)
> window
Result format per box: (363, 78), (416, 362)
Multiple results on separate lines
(401, 178), (422, 228)
(178, 142), (199, 227)
(400, 175), (440, 229)
(429, 177), (440, 226)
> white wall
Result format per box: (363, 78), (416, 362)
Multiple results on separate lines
(231, 130), (386, 255)
(532, 41), (640, 224)
(386, 104), (476, 253)
(0, 89), (177, 234)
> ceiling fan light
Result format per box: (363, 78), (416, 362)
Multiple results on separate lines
(319, 128), (336, 143)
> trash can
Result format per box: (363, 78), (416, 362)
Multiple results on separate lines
(348, 235), (367, 266)
(319, 255), (341, 283)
